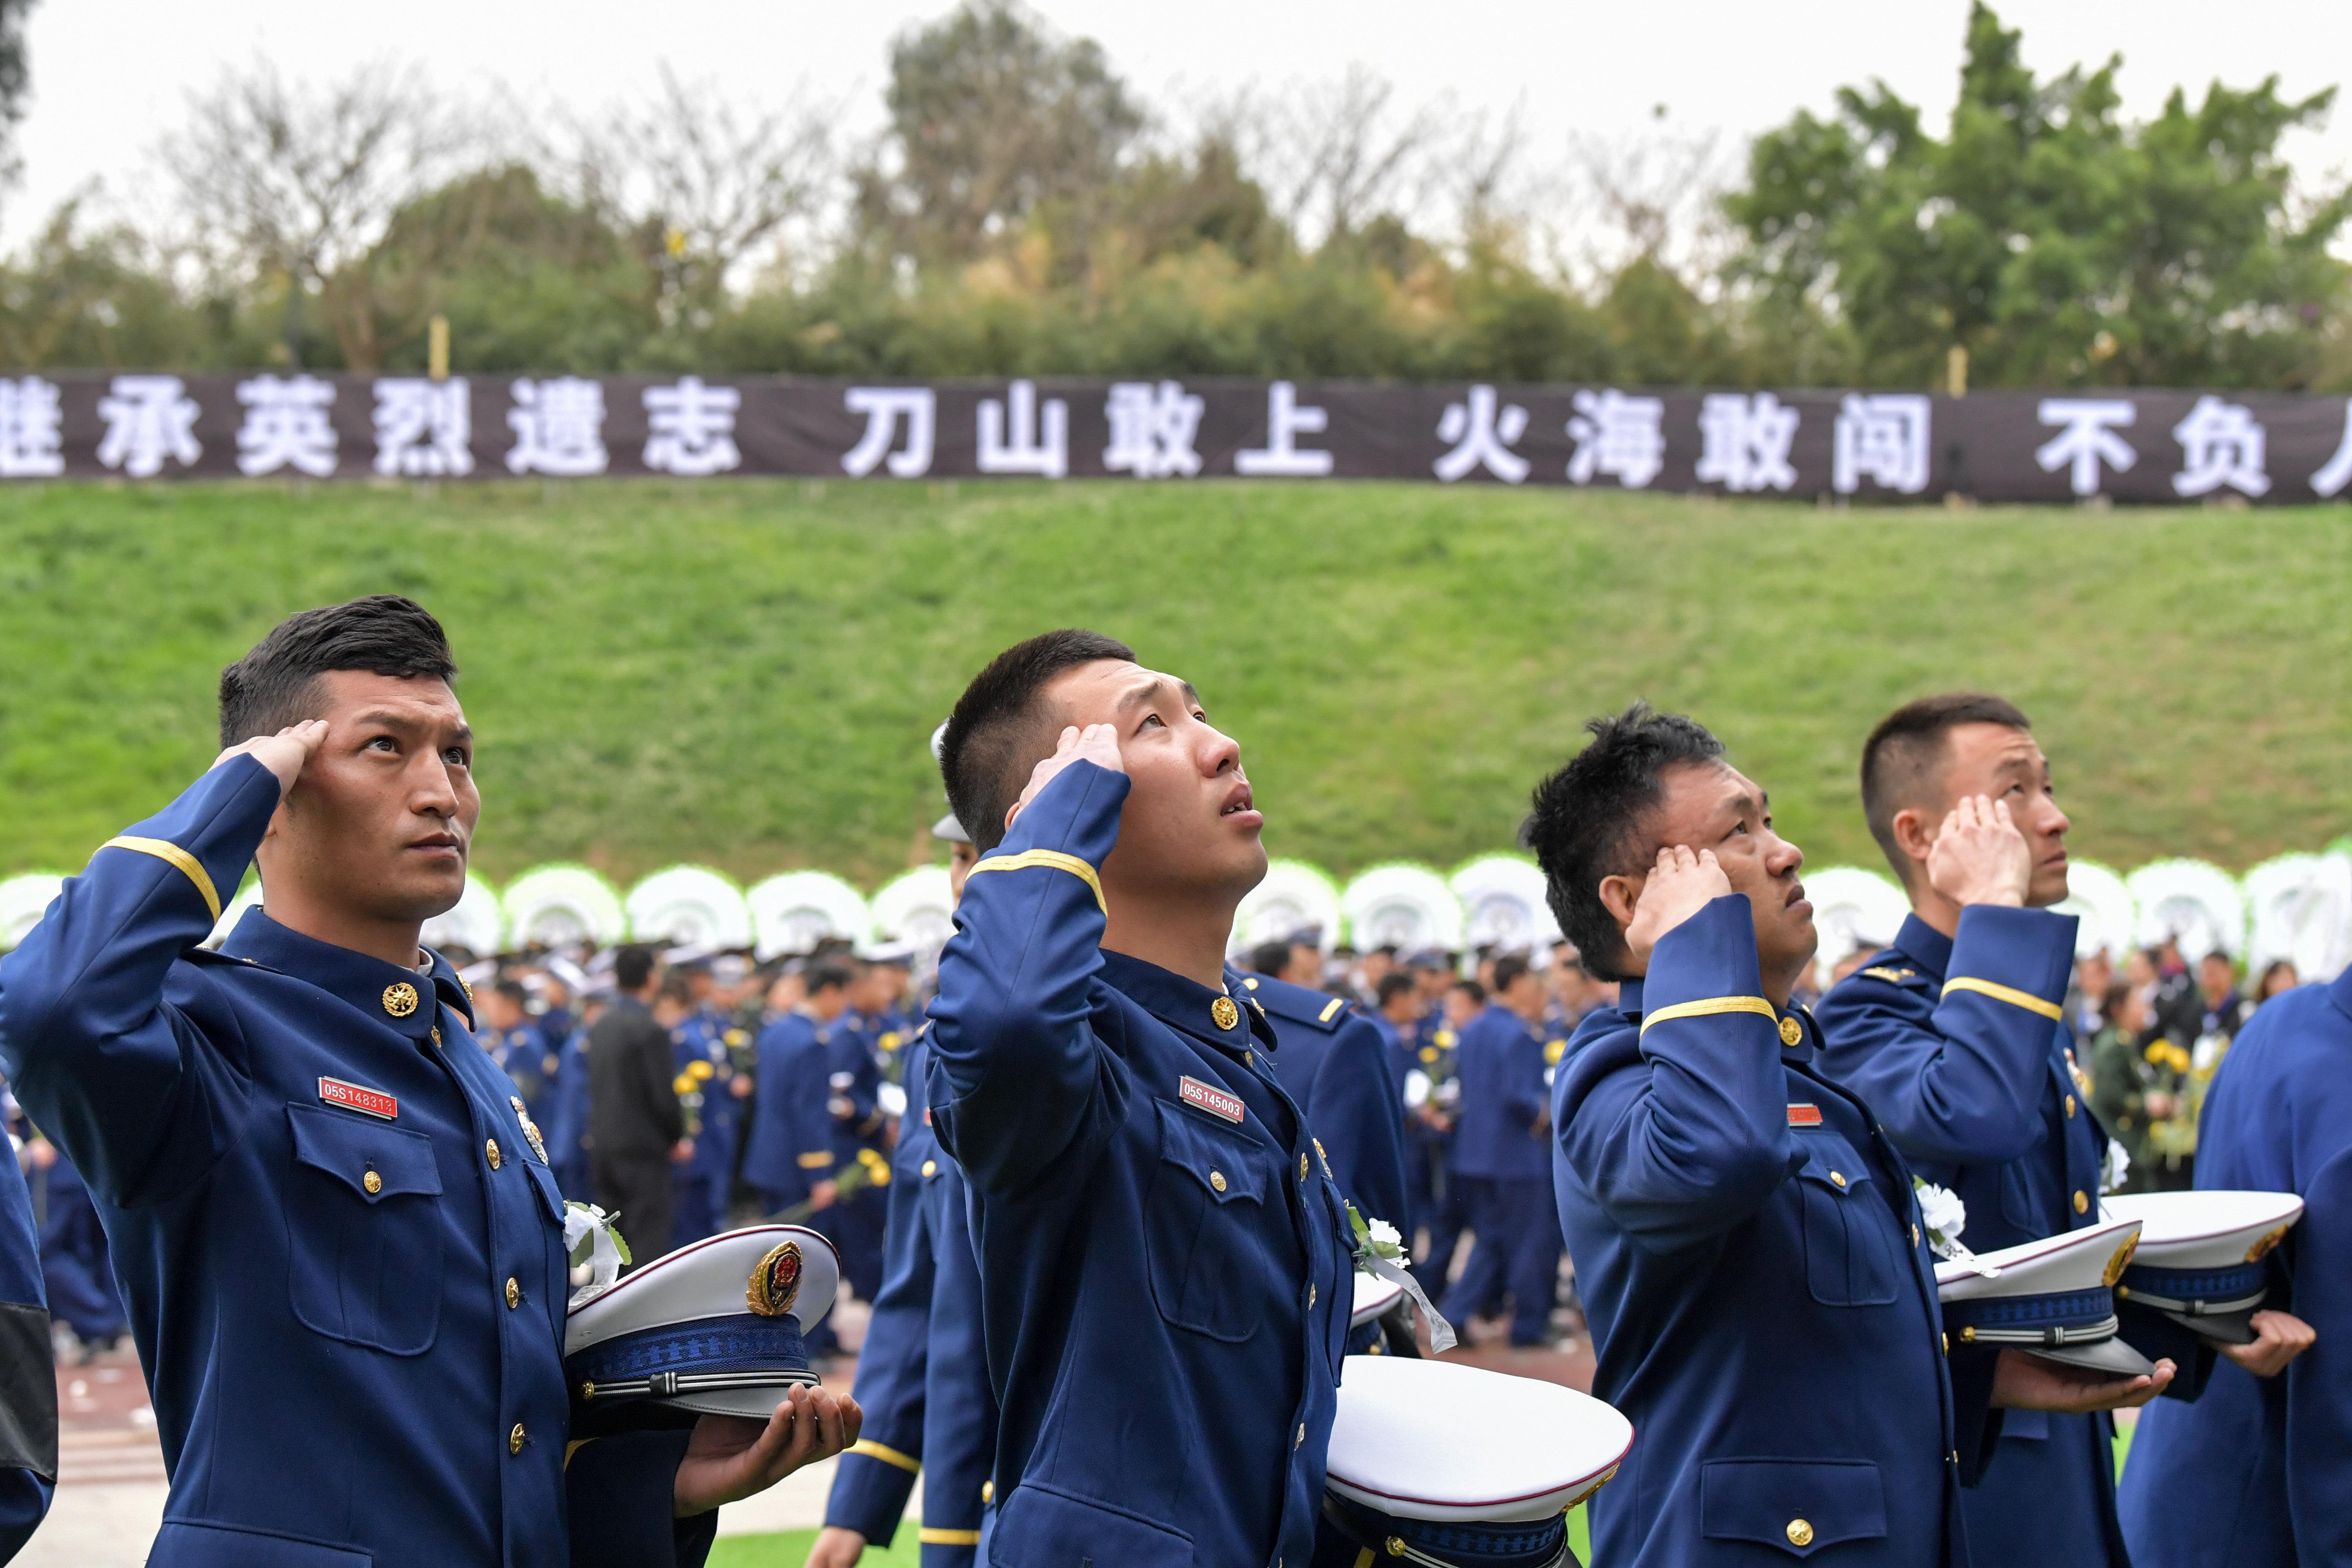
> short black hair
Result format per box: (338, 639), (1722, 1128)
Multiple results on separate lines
(1248, 939), (1292, 977)
(1524, 702), (1728, 982)
(806, 958), (854, 996)
(614, 945), (659, 994)
(218, 595), (458, 747)
(1492, 954), (1533, 994)
(493, 978), (530, 1007)
(1859, 693), (2032, 888)
(1451, 978), (1486, 1005)
(940, 629), (1137, 853)
(657, 972), (697, 1006)
(1375, 973), (1417, 1007)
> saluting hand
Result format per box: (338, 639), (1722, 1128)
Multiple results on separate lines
(2218, 1309), (2317, 1377)
(1925, 795), (2031, 909)
(212, 718), (329, 800)
(1623, 846), (1732, 969)
(672, 1383), (864, 1517)
(1003, 723), (1125, 836)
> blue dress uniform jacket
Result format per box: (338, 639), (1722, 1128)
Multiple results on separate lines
(0, 1113), (55, 1561)
(926, 761), (1354, 1568)
(1244, 975), (1409, 1234)
(739, 1012), (839, 1211)
(2118, 966), (2352, 1567)
(670, 1010), (738, 1244)
(0, 757), (710, 1568)
(825, 1035), (998, 1566)
(1553, 897), (1984, 1568)
(1451, 1004), (1552, 1181)
(1815, 909), (2123, 1568)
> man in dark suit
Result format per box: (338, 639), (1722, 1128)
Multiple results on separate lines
(591, 944), (690, 1267)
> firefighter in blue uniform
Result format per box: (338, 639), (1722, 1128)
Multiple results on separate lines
(0, 1098), (56, 1560)
(1440, 954), (1560, 1348)
(1530, 703), (2166, 1567)
(37, 1145), (128, 1358)
(1404, 957), (1469, 1290)
(0, 597), (852, 1568)
(667, 962), (740, 1245)
(822, 972), (890, 1307)
(740, 959), (856, 1353)
(1816, 696), (2174, 1568)
(2117, 966), (2338, 1567)
(926, 634), (1353, 1568)
(543, 1000), (599, 1201)
(480, 977), (557, 1122)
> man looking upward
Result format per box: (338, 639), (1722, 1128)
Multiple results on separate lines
(1531, 703), (2165, 1567)
(927, 630), (1353, 1568)
(0, 596), (855, 1567)
(1815, 694), (2287, 1568)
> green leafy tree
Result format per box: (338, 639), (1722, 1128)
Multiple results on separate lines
(1726, 3), (2352, 388)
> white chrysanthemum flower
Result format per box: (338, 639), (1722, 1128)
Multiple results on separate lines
(1914, 1180), (1967, 1240)
(2102, 1142), (2132, 1196)
(1367, 1218), (1403, 1251)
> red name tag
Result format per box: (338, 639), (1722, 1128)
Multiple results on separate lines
(321, 1077), (397, 1120)
(1787, 1104), (1823, 1127)
(1179, 1076), (1245, 1125)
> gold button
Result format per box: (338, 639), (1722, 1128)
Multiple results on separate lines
(2066, 1094), (2077, 1118)
(1209, 1170), (1227, 1193)
(980, 1481), (993, 1504)
(922, 1159), (938, 1178)
(362, 1170), (383, 1195)
(1787, 1518), (1814, 1547)
(1309, 1284), (1317, 1307)
(1387, 1540), (1407, 1559)
(1778, 1015), (1802, 1047)
(487, 1138), (503, 1170)
(1829, 1171), (1847, 1188)
(1244, 1050), (1255, 1067)
(1912, 1223), (1921, 1246)
(1299, 1153), (1309, 1181)
(1942, 1332), (1949, 1354)
(505, 1277), (520, 1309)
(382, 982), (420, 1018)
(430, 1026), (442, 1048)
(509, 1423), (526, 1456)
(1960, 1325), (1976, 1343)
(1211, 996), (1240, 1031)
(2074, 1190), (2089, 1214)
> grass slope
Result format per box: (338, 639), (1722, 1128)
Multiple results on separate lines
(2, 479), (2345, 887)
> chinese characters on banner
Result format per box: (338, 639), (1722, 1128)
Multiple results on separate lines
(13, 372), (2352, 502)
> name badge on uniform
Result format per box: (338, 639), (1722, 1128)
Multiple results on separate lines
(320, 1077), (397, 1120)
(1179, 1075), (1245, 1125)
(1787, 1104), (1823, 1127)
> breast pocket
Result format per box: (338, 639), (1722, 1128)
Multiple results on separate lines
(284, 1105), (445, 1355)
(1794, 1137), (1898, 1307)
(1146, 1099), (1274, 1342)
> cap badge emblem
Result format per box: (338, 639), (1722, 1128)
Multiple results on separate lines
(747, 1240), (804, 1318)
(382, 982), (420, 1018)
(2103, 1233), (2139, 1288)
(1211, 996), (1240, 1031)
(2247, 1222), (2291, 1263)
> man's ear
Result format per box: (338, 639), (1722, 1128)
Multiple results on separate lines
(1889, 804), (1937, 870)
(1597, 871), (1644, 932)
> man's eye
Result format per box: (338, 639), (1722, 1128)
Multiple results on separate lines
(445, 749), (471, 767)
(1139, 714), (1164, 730)
(368, 736), (397, 752)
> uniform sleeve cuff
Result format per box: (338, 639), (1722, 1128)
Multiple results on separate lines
(1637, 897), (1769, 1016)
(1946, 905), (2077, 1013)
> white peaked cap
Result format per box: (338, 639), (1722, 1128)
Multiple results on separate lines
(1351, 1271), (1405, 1329)
(1938, 1217), (2149, 1376)
(2101, 1191), (2304, 1269)
(565, 1225), (840, 1421)
(1325, 1356), (1634, 1523)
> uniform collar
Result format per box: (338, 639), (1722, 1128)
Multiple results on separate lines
(1890, 912), (1954, 980)
(1613, 976), (1816, 1062)
(221, 907), (475, 1040)
(1097, 950), (1279, 1055)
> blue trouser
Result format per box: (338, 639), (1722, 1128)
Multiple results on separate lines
(41, 1167), (126, 1344)
(1440, 1174), (1559, 1346)
(819, 1182), (888, 1305)
(1962, 1411), (2123, 1567)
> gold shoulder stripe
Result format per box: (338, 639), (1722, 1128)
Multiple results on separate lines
(99, 836), (223, 921)
(1941, 975), (2064, 1021)
(851, 1439), (921, 1474)
(966, 849), (1107, 915)
(1639, 995), (1777, 1036)
(919, 1529), (983, 1546)
(796, 1151), (836, 1169)
(1318, 996), (1347, 1023)
(1860, 967), (1914, 985)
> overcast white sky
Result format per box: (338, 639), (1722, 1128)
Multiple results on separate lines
(13, 1), (2351, 250)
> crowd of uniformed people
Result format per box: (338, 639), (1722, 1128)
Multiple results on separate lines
(0, 597), (2342, 1568)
